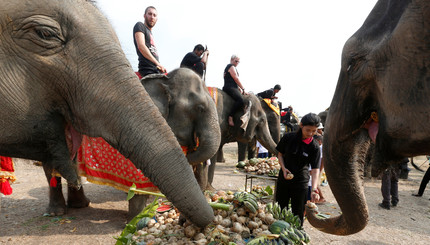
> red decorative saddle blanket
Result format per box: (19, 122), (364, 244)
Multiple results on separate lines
(77, 136), (159, 193)
(0, 156), (15, 195)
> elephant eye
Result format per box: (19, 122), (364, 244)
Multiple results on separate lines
(12, 15), (65, 55)
(35, 27), (59, 40)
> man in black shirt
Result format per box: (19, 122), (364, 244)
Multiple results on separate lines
(133, 6), (166, 78)
(257, 84), (281, 100)
(180, 44), (209, 78)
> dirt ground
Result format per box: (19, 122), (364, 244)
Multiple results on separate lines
(1, 143), (430, 245)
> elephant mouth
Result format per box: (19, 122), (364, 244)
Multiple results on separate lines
(363, 112), (379, 143)
(338, 111), (379, 144)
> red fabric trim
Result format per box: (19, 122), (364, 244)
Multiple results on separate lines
(50, 177), (58, 187)
(0, 179), (12, 195)
(0, 156), (13, 171)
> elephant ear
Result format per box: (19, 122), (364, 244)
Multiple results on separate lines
(140, 75), (172, 118)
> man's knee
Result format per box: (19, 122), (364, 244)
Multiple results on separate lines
(193, 62), (204, 77)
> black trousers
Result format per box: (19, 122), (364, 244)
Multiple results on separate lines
(381, 167), (400, 205)
(222, 86), (244, 117)
(418, 166), (430, 196)
(275, 174), (308, 226)
(192, 62), (205, 77)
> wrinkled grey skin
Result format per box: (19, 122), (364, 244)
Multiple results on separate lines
(306, 0), (430, 235)
(205, 89), (278, 190)
(0, 0), (213, 227)
(237, 99), (281, 161)
(52, 68), (221, 220)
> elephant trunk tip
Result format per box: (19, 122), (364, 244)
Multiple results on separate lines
(305, 205), (368, 236)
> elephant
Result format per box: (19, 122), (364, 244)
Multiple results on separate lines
(237, 98), (281, 162)
(46, 68), (221, 219)
(204, 88), (278, 190)
(306, 0), (430, 235)
(0, 0), (213, 227)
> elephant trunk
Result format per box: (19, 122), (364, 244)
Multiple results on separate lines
(256, 123), (278, 155)
(73, 71), (214, 227)
(186, 103), (221, 165)
(306, 129), (371, 235)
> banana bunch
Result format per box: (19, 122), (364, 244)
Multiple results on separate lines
(265, 203), (301, 229)
(247, 226), (310, 245)
(267, 169), (279, 177)
(233, 191), (259, 213)
(279, 226), (310, 244)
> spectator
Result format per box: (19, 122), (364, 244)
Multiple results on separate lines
(275, 113), (321, 226)
(281, 106), (295, 132)
(379, 160), (406, 209)
(133, 6), (166, 78)
(180, 44), (209, 78)
(412, 158), (430, 198)
(222, 55), (247, 127)
(256, 141), (269, 158)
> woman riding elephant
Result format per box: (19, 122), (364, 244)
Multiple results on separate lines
(205, 87), (279, 190)
(0, 0), (213, 228)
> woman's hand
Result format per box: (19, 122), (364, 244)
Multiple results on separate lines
(283, 168), (293, 180)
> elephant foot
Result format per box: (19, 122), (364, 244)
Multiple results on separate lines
(46, 201), (67, 216)
(67, 187), (90, 208)
(205, 183), (217, 192)
(128, 194), (148, 222)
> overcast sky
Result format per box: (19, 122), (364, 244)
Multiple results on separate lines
(97, 0), (378, 116)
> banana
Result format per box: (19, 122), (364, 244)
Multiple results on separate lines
(293, 228), (305, 241)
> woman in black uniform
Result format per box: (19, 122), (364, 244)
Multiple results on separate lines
(275, 113), (321, 226)
(223, 55), (246, 127)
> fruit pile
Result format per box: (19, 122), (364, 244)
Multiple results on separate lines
(236, 157), (281, 175)
(124, 189), (312, 245)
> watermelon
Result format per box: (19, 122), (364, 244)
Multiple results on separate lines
(269, 220), (291, 234)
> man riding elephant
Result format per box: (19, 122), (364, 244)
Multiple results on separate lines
(0, 0), (213, 228)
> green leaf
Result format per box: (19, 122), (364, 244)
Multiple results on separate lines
(265, 185), (273, 195)
(115, 198), (159, 245)
(126, 183), (136, 201)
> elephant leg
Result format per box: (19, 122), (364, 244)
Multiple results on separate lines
(42, 164), (67, 216)
(128, 194), (148, 221)
(206, 155), (217, 191)
(194, 161), (209, 191)
(248, 138), (257, 159)
(67, 182), (90, 209)
(217, 147), (225, 163)
(237, 141), (247, 162)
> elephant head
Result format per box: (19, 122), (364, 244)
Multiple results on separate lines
(0, 0), (213, 227)
(237, 99), (280, 161)
(306, 0), (430, 235)
(141, 68), (221, 165)
(240, 94), (278, 153)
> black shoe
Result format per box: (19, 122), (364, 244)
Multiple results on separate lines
(391, 202), (398, 207)
(412, 193), (422, 197)
(378, 203), (390, 210)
